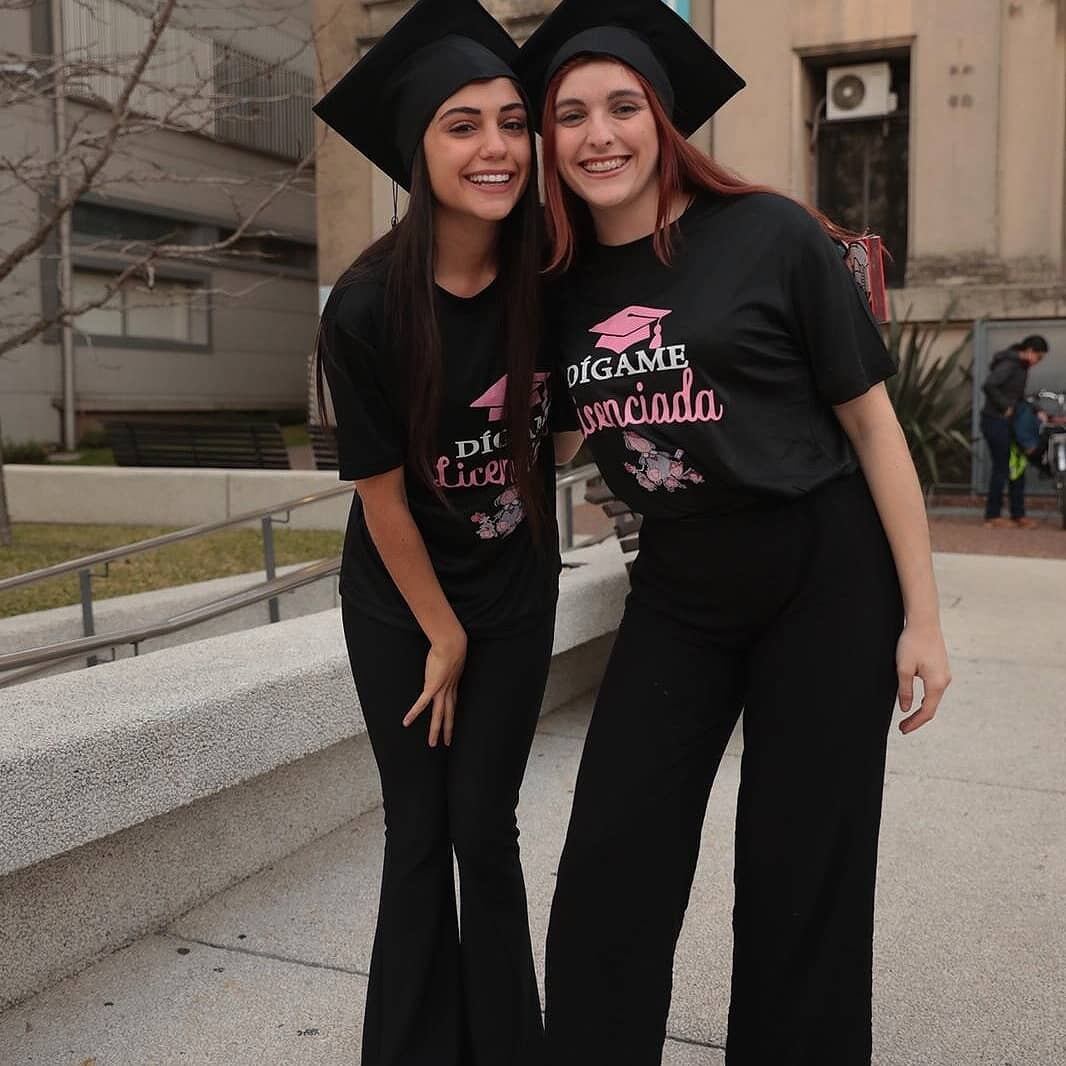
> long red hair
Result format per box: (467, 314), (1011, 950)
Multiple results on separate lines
(542, 57), (858, 273)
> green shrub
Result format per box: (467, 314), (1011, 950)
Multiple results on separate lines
(77, 427), (110, 449)
(2, 439), (51, 464)
(884, 304), (973, 488)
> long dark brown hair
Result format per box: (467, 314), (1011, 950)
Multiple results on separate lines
(314, 131), (548, 540)
(542, 57), (859, 273)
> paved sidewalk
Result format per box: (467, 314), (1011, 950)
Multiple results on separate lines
(1, 552), (1064, 1065)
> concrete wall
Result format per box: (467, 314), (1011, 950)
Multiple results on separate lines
(0, 539), (629, 1009)
(0, 8), (58, 442)
(712, 0), (1066, 333)
(4, 466), (352, 529)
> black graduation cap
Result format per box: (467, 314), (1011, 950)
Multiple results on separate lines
(312, 0), (521, 190)
(515, 0), (745, 136)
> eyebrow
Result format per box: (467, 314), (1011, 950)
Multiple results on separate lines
(438, 101), (528, 121)
(555, 88), (646, 109)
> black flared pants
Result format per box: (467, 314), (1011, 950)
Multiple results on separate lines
(342, 603), (555, 1066)
(544, 472), (905, 1066)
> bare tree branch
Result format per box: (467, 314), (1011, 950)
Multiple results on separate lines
(0, 0), (180, 287)
(0, 143), (313, 358)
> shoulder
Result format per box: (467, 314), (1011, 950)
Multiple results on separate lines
(684, 191), (838, 272)
(746, 192), (835, 247)
(322, 257), (389, 348)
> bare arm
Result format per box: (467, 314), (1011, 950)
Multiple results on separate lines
(355, 466), (466, 747)
(554, 430), (585, 466)
(834, 384), (952, 733)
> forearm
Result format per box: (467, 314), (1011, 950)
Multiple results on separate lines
(363, 498), (464, 645)
(554, 429), (585, 466)
(848, 420), (941, 626)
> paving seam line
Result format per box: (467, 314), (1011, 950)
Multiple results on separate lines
(883, 768), (1066, 796)
(664, 1032), (728, 1051)
(164, 933), (727, 1054)
(163, 931), (370, 979)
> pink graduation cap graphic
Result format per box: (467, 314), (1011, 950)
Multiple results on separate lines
(470, 372), (550, 422)
(590, 305), (672, 354)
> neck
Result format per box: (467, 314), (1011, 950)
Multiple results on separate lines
(590, 179), (690, 247)
(433, 204), (500, 297)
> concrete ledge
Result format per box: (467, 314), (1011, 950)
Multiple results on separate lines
(0, 539), (625, 877)
(5, 466), (351, 530)
(0, 540), (627, 1008)
(0, 736), (381, 1012)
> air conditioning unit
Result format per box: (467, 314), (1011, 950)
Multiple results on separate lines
(826, 62), (898, 121)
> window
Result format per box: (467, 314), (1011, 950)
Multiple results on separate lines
(810, 53), (911, 288)
(73, 201), (315, 277)
(73, 201), (215, 247)
(72, 269), (209, 345)
(63, 0), (313, 162)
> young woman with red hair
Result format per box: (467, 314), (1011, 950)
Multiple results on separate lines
(516, 2), (952, 1064)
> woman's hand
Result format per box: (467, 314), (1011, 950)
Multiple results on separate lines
(403, 628), (468, 747)
(895, 621), (952, 734)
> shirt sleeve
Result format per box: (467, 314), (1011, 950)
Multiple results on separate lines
(548, 361), (580, 433)
(321, 317), (405, 481)
(789, 216), (898, 406)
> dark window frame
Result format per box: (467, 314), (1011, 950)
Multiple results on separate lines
(69, 256), (214, 354)
(800, 42), (913, 289)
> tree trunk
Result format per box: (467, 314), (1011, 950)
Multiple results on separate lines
(0, 416), (12, 548)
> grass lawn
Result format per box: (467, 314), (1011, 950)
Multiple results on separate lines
(0, 522), (344, 619)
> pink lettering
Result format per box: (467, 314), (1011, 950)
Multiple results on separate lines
(575, 367), (726, 438)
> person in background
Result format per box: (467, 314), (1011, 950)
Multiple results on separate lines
(981, 334), (1049, 529)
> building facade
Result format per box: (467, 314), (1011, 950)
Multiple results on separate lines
(0, 0), (320, 445)
(313, 0), (1066, 369)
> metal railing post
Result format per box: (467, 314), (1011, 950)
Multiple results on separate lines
(557, 483), (575, 552)
(78, 567), (98, 667)
(261, 515), (280, 623)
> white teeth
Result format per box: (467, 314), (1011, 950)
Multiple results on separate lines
(583, 158), (628, 173)
(468, 173), (512, 184)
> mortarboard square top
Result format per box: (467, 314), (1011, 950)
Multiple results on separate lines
(312, 0), (521, 190)
(590, 305), (672, 354)
(514, 0), (745, 136)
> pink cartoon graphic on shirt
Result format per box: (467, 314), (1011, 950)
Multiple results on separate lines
(622, 432), (704, 492)
(470, 486), (525, 540)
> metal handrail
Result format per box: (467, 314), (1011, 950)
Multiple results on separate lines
(0, 483), (355, 594)
(0, 463), (605, 683)
(0, 557), (341, 686)
(556, 462), (599, 551)
(556, 462), (598, 491)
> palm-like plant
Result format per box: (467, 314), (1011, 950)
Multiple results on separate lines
(884, 302), (974, 488)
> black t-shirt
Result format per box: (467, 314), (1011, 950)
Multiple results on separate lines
(549, 191), (897, 519)
(320, 261), (562, 635)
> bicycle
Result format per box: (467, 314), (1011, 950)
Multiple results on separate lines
(1031, 390), (1066, 530)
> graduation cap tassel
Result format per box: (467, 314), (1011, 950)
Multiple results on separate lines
(391, 181), (400, 229)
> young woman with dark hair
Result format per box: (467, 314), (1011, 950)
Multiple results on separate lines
(516, 2), (952, 1063)
(311, 2), (580, 1062)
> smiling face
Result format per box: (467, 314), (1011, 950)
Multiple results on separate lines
(551, 59), (661, 216)
(421, 77), (532, 223)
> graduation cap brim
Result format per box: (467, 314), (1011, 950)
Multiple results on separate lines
(312, 0), (521, 190)
(515, 0), (745, 136)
